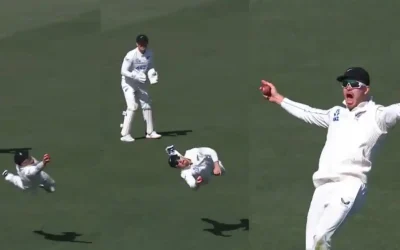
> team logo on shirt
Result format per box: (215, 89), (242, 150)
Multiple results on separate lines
(333, 109), (340, 121)
(135, 65), (147, 70)
(341, 198), (350, 205)
(193, 166), (200, 174)
(355, 111), (366, 120)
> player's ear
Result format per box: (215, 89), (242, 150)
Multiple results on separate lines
(364, 87), (370, 95)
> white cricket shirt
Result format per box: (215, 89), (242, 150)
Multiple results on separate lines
(15, 157), (45, 189)
(180, 147), (220, 189)
(280, 97), (400, 188)
(120, 47), (154, 83)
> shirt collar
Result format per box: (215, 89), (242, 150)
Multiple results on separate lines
(342, 96), (373, 111)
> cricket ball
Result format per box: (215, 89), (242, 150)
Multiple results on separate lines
(260, 84), (271, 96)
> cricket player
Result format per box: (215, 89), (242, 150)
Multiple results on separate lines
(260, 67), (400, 249)
(165, 145), (226, 190)
(2, 150), (55, 193)
(119, 34), (161, 142)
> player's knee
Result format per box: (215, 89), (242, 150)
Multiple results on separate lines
(141, 103), (151, 110)
(313, 233), (330, 249)
(305, 235), (314, 250)
(314, 233), (325, 243)
(127, 102), (139, 111)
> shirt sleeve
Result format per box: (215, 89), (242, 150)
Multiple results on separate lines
(181, 170), (197, 189)
(32, 157), (39, 164)
(198, 147), (219, 162)
(280, 98), (331, 128)
(376, 104), (400, 132)
(121, 53), (135, 78)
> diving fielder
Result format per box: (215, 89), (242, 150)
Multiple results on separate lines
(166, 145), (226, 190)
(260, 67), (400, 249)
(2, 150), (55, 192)
(120, 34), (161, 142)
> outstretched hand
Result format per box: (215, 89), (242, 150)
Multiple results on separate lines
(260, 80), (284, 104)
(42, 154), (51, 165)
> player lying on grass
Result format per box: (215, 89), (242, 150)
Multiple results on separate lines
(2, 150), (55, 193)
(166, 145), (226, 190)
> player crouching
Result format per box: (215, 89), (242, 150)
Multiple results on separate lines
(2, 150), (55, 193)
(166, 145), (226, 190)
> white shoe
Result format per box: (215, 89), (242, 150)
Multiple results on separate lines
(121, 134), (135, 142)
(2, 170), (8, 177)
(40, 184), (55, 193)
(146, 131), (161, 139)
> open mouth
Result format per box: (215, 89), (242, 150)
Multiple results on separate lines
(345, 92), (354, 105)
(346, 93), (354, 99)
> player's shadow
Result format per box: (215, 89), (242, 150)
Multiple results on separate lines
(0, 147), (32, 154)
(32, 230), (92, 244)
(201, 218), (249, 237)
(136, 129), (193, 140)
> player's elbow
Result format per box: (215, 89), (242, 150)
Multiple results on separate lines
(121, 69), (129, 77)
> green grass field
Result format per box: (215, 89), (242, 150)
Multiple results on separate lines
(1, 0), (400, 249)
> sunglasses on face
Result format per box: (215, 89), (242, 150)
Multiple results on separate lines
(341, 80), (367, 89)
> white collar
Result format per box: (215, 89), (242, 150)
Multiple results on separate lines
(342, 96), (373, 110)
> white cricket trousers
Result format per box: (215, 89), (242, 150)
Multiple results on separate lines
(121, 79), (156, 136)
(121, 80), (152, 110)
(6, 171), (55, 191)
(305, 177), (367, 250)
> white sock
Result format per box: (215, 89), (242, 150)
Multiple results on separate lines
(142, 109), (154, 134)
(121, 109), (135, 136)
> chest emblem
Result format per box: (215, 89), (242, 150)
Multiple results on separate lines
(333, 109), (340, 122)
(354, 111), (366, 120)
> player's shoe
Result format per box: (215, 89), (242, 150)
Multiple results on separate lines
(39, 184), (55, 193)
(121, 134), (135, 142)
(146, 131), (161, 139)
(2, 170), (8, 177)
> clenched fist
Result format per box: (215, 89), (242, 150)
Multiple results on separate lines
(43, 154), (51, 164)
(260, 80), (284, 104)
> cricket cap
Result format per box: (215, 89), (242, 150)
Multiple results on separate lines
(136, 34), (149, 46)
(168, 155), (180, 168)
(14, 150), (29, 165)
(336, 67), (370, 86)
